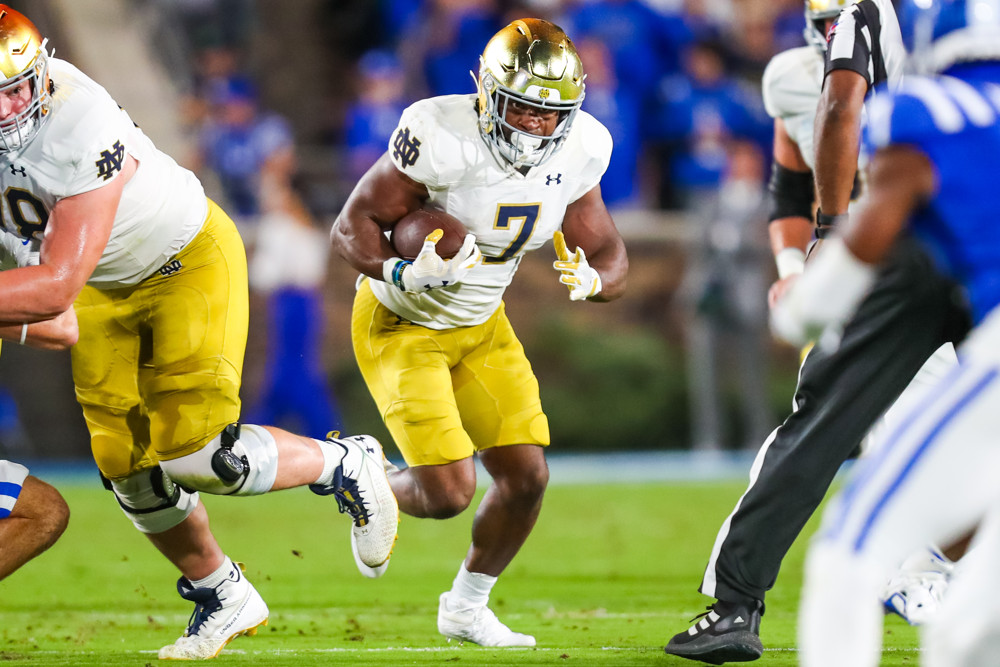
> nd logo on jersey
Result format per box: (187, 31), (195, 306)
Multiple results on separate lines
(392, 127), (421, 168)
(96, 140), (125, 181)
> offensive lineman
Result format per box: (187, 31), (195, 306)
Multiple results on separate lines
(332, 18), (628, 646)
(664, 0), (968, 662)
(0, 6), (398, 660)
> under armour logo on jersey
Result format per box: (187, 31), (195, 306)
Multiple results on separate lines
(392, 127), (421, 168)
(9, 164), (25, 177)
(545, 173), (562, 186)
(96, 140), (125, 181)
(158, 259), (183, 276)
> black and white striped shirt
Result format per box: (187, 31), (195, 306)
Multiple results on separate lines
(824, 0), (907, 93)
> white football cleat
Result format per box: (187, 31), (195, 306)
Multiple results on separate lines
(311, 434), (399, 576)
(437, 592), (536, 647)
(882, 547), (954, 625)
(158, 562), (268, 660)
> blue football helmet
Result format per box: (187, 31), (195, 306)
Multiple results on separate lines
(898, 0), (1000, 73)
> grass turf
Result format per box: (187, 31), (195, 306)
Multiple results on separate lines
(0, 477), (919, 665)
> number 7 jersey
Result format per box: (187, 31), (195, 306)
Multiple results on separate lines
(372, 94), (613, 329)
(0, 58), (208, 288)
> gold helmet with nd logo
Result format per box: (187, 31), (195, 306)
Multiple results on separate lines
(475, 18), (586, 170)
(804, 0), (857, 51)
(0, 4), (51, 151)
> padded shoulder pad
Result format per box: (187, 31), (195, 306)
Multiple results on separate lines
(762, 47), (824, 120)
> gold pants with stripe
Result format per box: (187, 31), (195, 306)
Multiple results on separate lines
(351, 279), (549, 467)
(71, 200), (248, 480)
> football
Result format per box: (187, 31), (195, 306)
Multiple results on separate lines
(390, 207), (467, 261)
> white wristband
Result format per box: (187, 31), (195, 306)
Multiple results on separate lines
(774, 247), (806, 280)
(18, 323), (27, 345)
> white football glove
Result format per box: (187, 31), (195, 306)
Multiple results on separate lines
(770, 237), (877, 349)
(384, 231), (481, 293)
(553, 230), (602, 302)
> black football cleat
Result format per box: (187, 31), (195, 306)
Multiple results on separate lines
(664, 599), (764, 664)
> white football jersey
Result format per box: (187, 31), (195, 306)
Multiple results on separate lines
(372, 94), (613, 329)
(0, 59), (207, 288)
(762, 46), (826, 172)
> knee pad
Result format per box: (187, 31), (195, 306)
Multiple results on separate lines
(160, 423), (278, 496)
(106, 466), (199, 534)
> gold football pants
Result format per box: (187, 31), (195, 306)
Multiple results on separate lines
(351, 279), (549, 467)
(71, 200), (248, 480)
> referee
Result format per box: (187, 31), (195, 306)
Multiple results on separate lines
(664, 0), (971, 662)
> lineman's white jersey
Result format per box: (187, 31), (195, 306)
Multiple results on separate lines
(762, 46), (826, 172)
(373, 94), (612, 329)
(0, 58), (207, 288)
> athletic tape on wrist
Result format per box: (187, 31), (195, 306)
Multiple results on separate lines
(774, 247), (806, 280)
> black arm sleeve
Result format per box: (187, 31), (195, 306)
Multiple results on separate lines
(767, 162), (815, 222)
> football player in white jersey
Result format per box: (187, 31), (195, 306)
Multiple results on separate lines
(0, 5), (399, 660)
(332, 18), (628, 647)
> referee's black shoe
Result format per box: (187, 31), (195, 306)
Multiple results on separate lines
(664, 599), (763, 664)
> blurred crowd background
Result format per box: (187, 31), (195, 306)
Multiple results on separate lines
(0, 0), (812, 464)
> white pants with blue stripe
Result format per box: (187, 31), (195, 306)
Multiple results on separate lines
(799, 306), (1000, 667)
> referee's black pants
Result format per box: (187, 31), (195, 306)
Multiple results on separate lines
(701, 236), (971, 609)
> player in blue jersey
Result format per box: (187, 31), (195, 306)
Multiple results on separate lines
(0, 460), (69, 581)
(771, 0), (1000, 663)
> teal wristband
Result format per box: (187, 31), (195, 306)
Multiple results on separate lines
(391, 260), (411, 291)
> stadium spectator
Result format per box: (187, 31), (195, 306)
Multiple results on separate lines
(0, 6), (397, 659)
(331, 18), (627, 646)
(574, 36), (645, 209)
(194, 76), (295, 239)
(650, 37), (771, 211)
(244, 185), (343, 439)
(341, 49), (411, 189)
(562, 0), (694, 100)
(421, 1), (501, 97)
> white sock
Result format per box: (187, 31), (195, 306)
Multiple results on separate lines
(190, 556), (240, 589)
(314, 438), (346, 486)
(448, 562), (496, 609)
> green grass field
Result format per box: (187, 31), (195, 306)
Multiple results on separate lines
(0, 476), (920, 666)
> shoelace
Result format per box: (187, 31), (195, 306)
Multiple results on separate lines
(308, 435), (375, 527)
(333, 477), (371, 527)
(309, 475), (372, 527)
(178, 582), (225, 637)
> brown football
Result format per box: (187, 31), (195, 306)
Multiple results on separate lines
(390, 207), (467, 261)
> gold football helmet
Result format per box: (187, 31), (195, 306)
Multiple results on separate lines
(804, 0), (857, 51)
(476, 18), (585, 170)
(0, 4), (50, 152)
